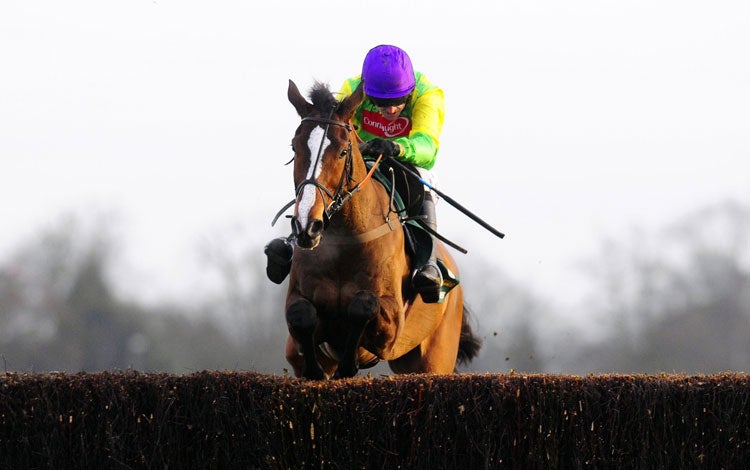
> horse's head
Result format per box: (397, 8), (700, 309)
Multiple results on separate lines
(287, 79), (365, 249)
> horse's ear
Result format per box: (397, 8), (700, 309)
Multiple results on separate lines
(338, 81), (365, 121)
(288, 79), (313, 117)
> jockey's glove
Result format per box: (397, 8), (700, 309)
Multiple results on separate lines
(360, 138), (403, 158)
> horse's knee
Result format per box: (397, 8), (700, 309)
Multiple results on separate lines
(286, 300), (326, 380)
(330, 292), (380, 379)
(349, 291), (379, 325)
(286, 299), (317, 333)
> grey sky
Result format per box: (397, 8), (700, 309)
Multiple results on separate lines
(2, 1), (748, 311)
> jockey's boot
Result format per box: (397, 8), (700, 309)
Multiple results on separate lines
(264, 237), (293, 284)
(412, 193), (443, 303)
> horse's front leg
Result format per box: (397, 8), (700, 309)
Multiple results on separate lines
(334, 291), (379, 379)
(286, 298), (325, 380)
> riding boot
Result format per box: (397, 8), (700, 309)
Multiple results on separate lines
(413, 192), (443, 303)
(264, 237), (293, 284)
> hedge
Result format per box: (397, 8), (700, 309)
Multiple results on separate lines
(1, 371), (748, 468)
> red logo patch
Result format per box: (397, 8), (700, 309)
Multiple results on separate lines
(361, 110), (411, 138)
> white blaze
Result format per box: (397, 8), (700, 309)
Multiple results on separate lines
(297, 126), (329, 229)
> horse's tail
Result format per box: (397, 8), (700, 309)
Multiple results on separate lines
(456, 304), (482, 365)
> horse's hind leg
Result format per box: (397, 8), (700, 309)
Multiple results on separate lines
(418, 287), (465, 373)
(286, 299), (325, 380)
(334, 291), (379, 378)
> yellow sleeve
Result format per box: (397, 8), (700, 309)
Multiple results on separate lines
(394, 86), (445, 170)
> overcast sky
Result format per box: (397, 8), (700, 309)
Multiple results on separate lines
(2, 1), (748, 314)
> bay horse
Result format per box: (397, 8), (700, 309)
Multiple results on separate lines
(283, 79), (480, 379)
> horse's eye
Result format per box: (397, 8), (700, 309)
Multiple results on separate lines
(339, 148), (348, 158)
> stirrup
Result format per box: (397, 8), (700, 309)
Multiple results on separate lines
(264, 237), (293, 284)
(413, 261), (443, 303)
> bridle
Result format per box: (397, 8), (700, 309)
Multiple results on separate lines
(290, 112), (385, 238)
(295, 114), (355, 229)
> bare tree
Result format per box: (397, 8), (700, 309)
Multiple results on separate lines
(563, 200), (750, 374)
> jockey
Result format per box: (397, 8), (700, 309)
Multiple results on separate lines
(340, 44), (446, 303)
(265, 44), (446, 303)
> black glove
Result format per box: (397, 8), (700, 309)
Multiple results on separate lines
(360, 138), (401, 158)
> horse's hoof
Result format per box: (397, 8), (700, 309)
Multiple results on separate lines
(264, 238), (293, 284)
(302, 367), (327, 380)
(332, 364), (358, 379)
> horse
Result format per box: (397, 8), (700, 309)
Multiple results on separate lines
(282, 79), (480, 379)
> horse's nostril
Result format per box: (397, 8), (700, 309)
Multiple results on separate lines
(292, 218), (303, 236)
(308, 219), (324, 237)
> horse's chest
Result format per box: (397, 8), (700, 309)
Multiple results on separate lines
(307, 249), (389, 279)
(298, 266), (386, 313)
(295, 247), (402, 311)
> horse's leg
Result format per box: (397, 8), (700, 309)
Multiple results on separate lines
(333, 291), (379, 378)
(286, 299), (325, 380)
(284, 335), (304, 377)
(389, 287), (464, 374)
(417, 287), (464, 373)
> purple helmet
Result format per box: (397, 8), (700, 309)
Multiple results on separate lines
(361, 45), (415, 99)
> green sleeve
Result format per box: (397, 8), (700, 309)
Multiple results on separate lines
(394, 82), (444, 170)
(394, 132), (438, 170)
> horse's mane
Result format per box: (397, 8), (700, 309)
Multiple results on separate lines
(308, 81), (339, 115)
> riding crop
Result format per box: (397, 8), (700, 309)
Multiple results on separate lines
(385, 156), (506, 240)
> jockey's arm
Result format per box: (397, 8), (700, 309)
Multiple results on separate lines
(393, 87), (444, 171)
